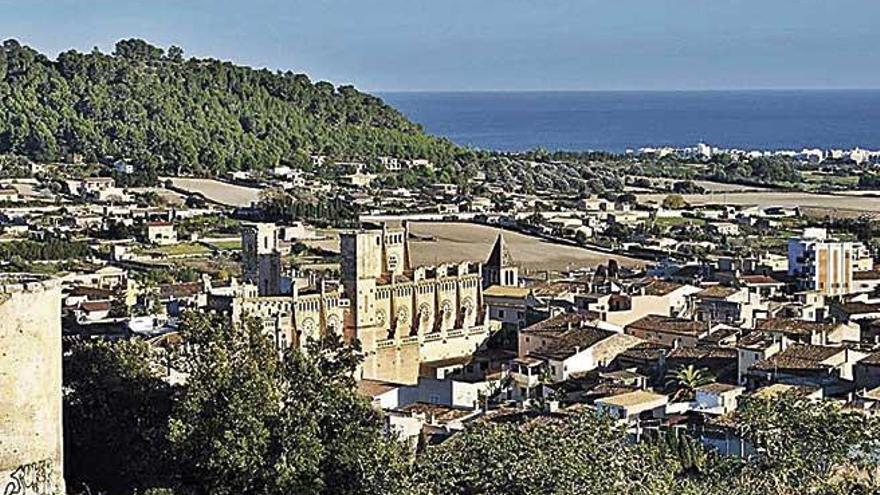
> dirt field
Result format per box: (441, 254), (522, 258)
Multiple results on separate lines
(631, 176), (769, 193)
(307, 222), (645, 272)
(637, 191), (880, 216)
(165, 178), (261, 207)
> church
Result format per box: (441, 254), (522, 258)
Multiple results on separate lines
(341, 222), (502, 384)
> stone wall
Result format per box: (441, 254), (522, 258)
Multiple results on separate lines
(0, 276), (64, 495)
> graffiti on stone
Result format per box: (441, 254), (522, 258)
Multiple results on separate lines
(2, 460), (57, 495)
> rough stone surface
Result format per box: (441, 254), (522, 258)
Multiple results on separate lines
(0, 276), (64, 495)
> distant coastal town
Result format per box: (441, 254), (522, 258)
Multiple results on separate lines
(633, 142), (880, 165)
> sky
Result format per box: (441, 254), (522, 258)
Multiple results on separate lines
(2, 0), (879, 92)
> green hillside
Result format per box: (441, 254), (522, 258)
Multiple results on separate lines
(0, 38), (458, 176)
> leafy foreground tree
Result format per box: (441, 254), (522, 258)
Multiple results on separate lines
(413, 412), (680, 495)
(65, 315), (880, 495)
(413, 392), (880, 495)
(63, 312), (411, 495)
(63, 339), (174, 494)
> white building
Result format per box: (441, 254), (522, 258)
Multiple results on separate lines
(787, 228), (854, 297)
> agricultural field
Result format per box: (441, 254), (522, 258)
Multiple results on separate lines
(629, 175), (770, 193)
(144, 242), (212, 257)
(306, 222), (645, 272)
(637, 191), (880, 217)
(165, 177), (262, 207)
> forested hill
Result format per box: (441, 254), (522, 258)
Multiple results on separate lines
(0, 38), (459, 175)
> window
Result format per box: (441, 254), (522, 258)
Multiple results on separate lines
(498, 310), (505, 318)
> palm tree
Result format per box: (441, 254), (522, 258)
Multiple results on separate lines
(665, 364), (714, 401)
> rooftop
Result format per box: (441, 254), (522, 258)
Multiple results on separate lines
(751, 344), (844, 372)
(357, 379), (400, 398)
(738, 331), (780, 350)
(696, 285), (740, 299)
(595, 390), (668, 408)
(530, 327), (617, 361)
(755, 318), (841, 336)
(626, 314), (710, 337)
(696, 383), (743, 394)
(835, 302), (880, 315)
(740, 274), (783, 285)
(521, 311), (601, 337)
(640, 279), (684, 297)
(483, 285), (531, 298)
(853, 270), (880, 281)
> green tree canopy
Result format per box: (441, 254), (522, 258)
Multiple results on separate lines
(63, 312), (411, 495)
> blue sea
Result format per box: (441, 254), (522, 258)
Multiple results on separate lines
(380, 90), (880, 153)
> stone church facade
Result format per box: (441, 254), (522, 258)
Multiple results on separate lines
(341, 223), (499, 384)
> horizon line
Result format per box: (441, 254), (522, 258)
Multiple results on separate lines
(374, 87), (880, 94)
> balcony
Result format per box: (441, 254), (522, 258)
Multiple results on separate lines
(376, 339), (395, 350)
(510, 357), (543, 388)
(446, 329), (464, 339)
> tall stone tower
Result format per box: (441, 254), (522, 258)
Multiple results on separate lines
(340, 223), (411, 334)
(483, 233), (519, 288)
(242, 223), (283, 296)
(1, 275), (64, 495)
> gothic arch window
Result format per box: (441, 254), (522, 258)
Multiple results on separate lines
(462, 297), (474, 316)
(396, 306), (409, 325)
(440, 300), (453, 320)
(300, 317), (316, 339)
(327, 314), (340, 334)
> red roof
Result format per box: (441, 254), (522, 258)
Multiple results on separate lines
(80, 300), (111, 312)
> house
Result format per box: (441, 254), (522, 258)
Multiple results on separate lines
(736, 332), (785, 385)
(739, 275), (785, 299)
(343, 172), (376, 188)
(854, 352), (880, 390)
(0, 187), (20, 203)
(79, 177), (115, 197)
(830, 302), (880, 324)
(483, 285), (537, 329)
(60, 265), (128, 290)
(852, 270), (880, 294)
(666, 346), (739, 384)
(693, 383), (745, 415)
(520, 315), (642, 383)
(586, 279), (701, 328)
(377, 156), (401, 171)
(509, 356), (545, 401)
(625, 314), (713, 348)
(114, 160), (134, 174)
(595, 390), (669, 422)
(709, 222), (740, 236)
(430, 183), (458, 196)
(693, 285), (764, 327)
(74, 300), (112, 322)
(357, 379), (402, 410)
(748, 344), (866, 395)
(754, 318), (859, 345)
(145, 222), (178, 246)
(157, 280), (208, 315)
(397, 376), (497, 410)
